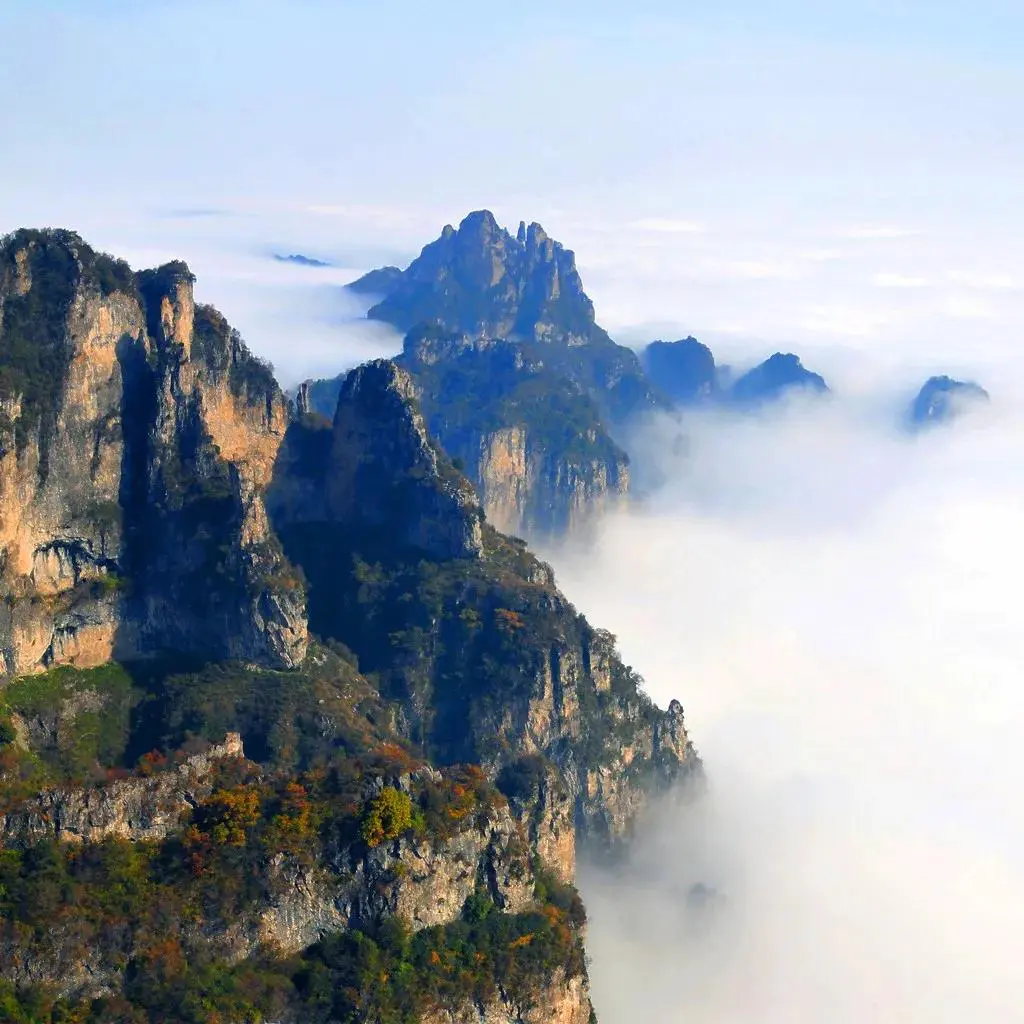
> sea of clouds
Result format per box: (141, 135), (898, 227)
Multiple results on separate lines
(545, 384), (1024, 1023)
(5, 189), (1022, 1020)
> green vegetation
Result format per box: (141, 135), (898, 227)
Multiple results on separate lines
(0, 664), (143, 802)
(398, 327), (627, 465)
(0, 891), (585, 1023)
(0, 743), (577, 1023)
(0, 647), (402, 808)
(360, 786), (414, 847)
(192, 303), (277, 403)
(278, 515), (656, 771)
(0, 230), (80, 467)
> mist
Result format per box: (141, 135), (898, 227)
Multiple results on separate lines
(545, 377), (1024, 1021)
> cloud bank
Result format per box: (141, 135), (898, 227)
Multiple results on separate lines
(544, 382), (1024, 1022)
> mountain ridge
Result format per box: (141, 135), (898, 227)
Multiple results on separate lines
(0, 226), (699, 1023)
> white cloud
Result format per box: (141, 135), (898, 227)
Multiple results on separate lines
(943, 294), (997, 319)
(947, 270), (1020, 291)
(799, 303), (904, 337)
(873, 272), (929, 288)
(543, 387), (1024, 1023)
(842, 225), (920, 240)
(718, 260), (803, 281)
(629, 218), (707, 234)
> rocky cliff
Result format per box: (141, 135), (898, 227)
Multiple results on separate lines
(0, 228), (699, 1023)
(303, 326), (632, 540)
(0, 229), (307, 677)
(340, 210), (665, 538)
(0, 732), (245, 847)
(272, 359), (698, 845)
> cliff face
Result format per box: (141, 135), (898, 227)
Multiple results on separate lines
(327, 360), (484, 560)
(0, 732), (245, 847)
(420, 971), (591, 1024)
(0, 739), (587, 1017)
(0, 230), (307, 676)
(303, 327), (632, 540)
(273, 361), (699, 845)
(342, 210), (665, 539)
(0, 228), (700, 1023)
(471, 423), (627, 538)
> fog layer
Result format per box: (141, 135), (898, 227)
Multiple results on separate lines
(548, 387), (1024, 1022)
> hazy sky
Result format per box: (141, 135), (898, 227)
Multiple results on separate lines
(2, 1), (1022, 385)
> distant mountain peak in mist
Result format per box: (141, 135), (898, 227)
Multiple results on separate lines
(641, 337), (718, 404)
(273, 252), (333, 268)
(639, 339), (831, 409)
(908, 375), (990, 429)
(347, 208), (598, 344)
(727, 352), (830, 407)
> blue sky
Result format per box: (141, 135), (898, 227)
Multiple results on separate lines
(1, 1), (1022, 384)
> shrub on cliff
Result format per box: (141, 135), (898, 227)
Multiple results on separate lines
(360, 786), (413, 847)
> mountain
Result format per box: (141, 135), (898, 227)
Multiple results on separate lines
(641, 337), (718, 404)
(337, 211), (662, 537)
(274, 253), (333, 268)
(908, 375), (989, 428)
(0, 229), (699, 1022)
(0, 229), (306, 677)
(348, 209), (661, 426)
(728, 351), (829, 407)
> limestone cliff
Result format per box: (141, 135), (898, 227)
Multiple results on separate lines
(303, 327), (632, 540)
(0, 229), (307, 676)
(343, 210), (665, 538)
(0, 732), (245, 847)
(327, 360), (484, 560)
(0, 742), (589, 1017)
(420, 971), (591, 1024)
(0, 229), (699, 1024)
(273, 361), (699, 844)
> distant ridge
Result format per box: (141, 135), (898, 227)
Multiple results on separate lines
(274, 252), (333, 267)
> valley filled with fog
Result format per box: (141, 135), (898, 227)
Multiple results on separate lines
(547, 388), (1024, 1022)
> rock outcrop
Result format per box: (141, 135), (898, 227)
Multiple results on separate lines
(349, 211), (661, 426)
(641, 336), (718, 404)
(328, 360), (484, 560)
(420, 971), (591, 1024)
(0, 732), (245, 847)
(272, 363), (700, 844)
(0, 229), (307, 676)
(908, 374), (989, 428)
(0, 227), (699, 1024)
(727, 351), (829, 407)
(343, 210), (663, 539)
(301, 328), (632, 540)
(352, 211), (597, 347)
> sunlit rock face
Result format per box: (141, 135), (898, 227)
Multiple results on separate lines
(0, 229), (307, 677)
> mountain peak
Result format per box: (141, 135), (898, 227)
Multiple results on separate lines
(909, 374), (989, 429)
(728, 351), (829, 407)
(348, 210), (596, 343)
(459, 208), (500, 234)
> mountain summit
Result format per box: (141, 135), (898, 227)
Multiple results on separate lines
(350, 209), (597, 344)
